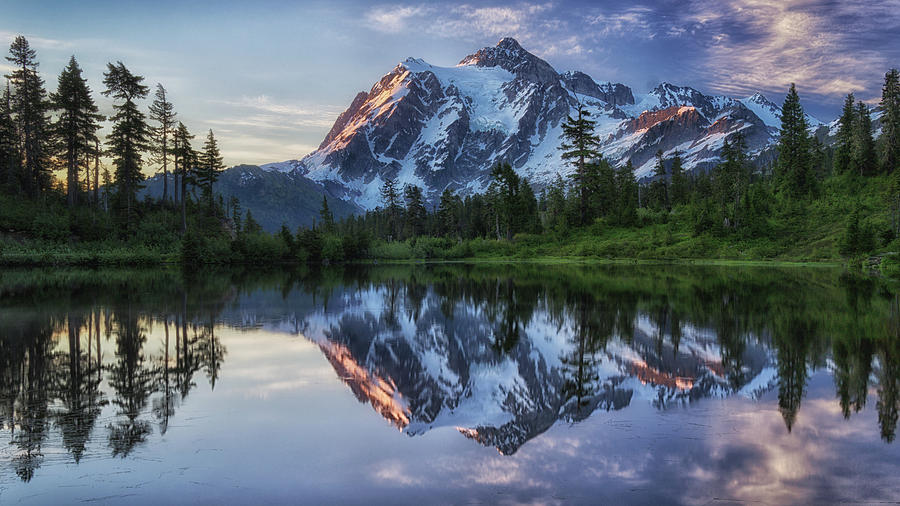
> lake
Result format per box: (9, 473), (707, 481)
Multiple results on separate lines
(1, 264), (898, 505)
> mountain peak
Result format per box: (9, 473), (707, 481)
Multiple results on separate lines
(457, 37), (558, 84)
(496, 37), (524, 51)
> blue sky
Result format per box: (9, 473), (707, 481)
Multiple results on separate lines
(2, 0), (899, 167)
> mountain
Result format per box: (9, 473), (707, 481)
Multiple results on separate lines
(140, 165), (360, 232)
(271, 37), (823, 210)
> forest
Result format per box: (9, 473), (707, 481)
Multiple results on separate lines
(1, 35), (899, 270)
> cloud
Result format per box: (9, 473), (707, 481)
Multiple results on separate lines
(365, 5), (428, 33)
(585, 6), (655, 38)
(361, 2), (580, 63)
(215, 95), (342, 129)
(0, 30), (74, 51)
(677, 0), (900, 101)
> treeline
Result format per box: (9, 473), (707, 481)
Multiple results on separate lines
(294, 70), (900, 262)
(0, 35), (233, 260)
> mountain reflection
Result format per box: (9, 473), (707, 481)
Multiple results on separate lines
(1, 265), (899, 481)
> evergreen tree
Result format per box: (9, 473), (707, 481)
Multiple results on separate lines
(489, 161), (521, 239)
(5, 35), (51, 195)
(560, 104), (601, 225)
(318, 195), (334, 231)
(517, 178), (540, 234)
(0, 80), (20, 191)
(852, 101), (877, 176)
(195, 129), (224, 209)
(380, 178), (401, 240)
(587, 158), (616, 218)
(650, 149), (669, 210)
(880, 69), (900, 172)
(229, 196), (241, 234)
(148, 84), (176, 203)
(102, 61), (150, 231)
(546, 174), (568, 230)
(614, 160), (639, 226)
(776, 83), (812, 197)
(714, 133), (751, 230)
(243, 209), (261, 234)
(669, 150), (688, 206)
(437, 188), (462, 238)
(834, 93), (855, 175)
(50, 56), (103, 208)
(172, 122), (196, 233)
(403, 184), (427, 238)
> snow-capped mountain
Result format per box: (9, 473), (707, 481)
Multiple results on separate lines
(269, 38), (821, 210)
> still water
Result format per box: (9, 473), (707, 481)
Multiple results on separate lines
(1, 264), (898, 504)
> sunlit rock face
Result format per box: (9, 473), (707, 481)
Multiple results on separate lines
(272, 38), (819, 209)
(223, 281), (776, 455)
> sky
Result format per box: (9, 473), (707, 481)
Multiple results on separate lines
(2, 0), (899, 169)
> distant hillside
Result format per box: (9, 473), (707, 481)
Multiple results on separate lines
(140, 165), (360, 232)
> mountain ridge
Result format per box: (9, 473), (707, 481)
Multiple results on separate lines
(275, 37), (826, 210)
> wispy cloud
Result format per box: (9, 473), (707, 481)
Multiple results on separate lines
(668, 0), (900, 101)
(585, 6), (655, 38)
(214, 95), (342, 129)
(365, 5), (428, 33)
(205, 95), (343, 164)
(361, 2), (579, 61)
(0, 30), (74, 51)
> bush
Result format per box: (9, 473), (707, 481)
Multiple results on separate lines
(322, 234), (345, 263)
(31, 210), (70, 242)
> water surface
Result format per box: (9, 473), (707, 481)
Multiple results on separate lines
(1, 264), (898, 504)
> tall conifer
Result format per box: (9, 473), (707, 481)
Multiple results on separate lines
(102, 61), (150, 231)
(881, 69), (900, 172)
(776, 83), (812, 197)
(560, 104), (601, 225)
(149, 84), (176, 202)
(50, 56), (103, 207)
(5, 36), (51, 195)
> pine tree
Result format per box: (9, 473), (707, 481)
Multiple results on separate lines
(50, 56), (103, 208)
(437, 188), (462, 238)
(834, 93), (855, 175)
(403, 184), (427, 238)
(560, 104), (601, 225)
(489, 161), (521, 239)
(651, 149), (669, 210)
(776, 83), (812, 197)
(880, 69), (900, 172)
(669, 150), (688, 207)
(195, 129), (224, 209)
(148, 84), (177, 203)
(0, 80), (20, 191)
(714, 133), (750, 229)
(517, 178), (540, 233)
(229, 196), (241, 234)
(546, 174), (568, 230)
(5, 36), (51, 195)
(318, 195), (334, 231)
(102, 61), (150, 231)
(852, 102), (877, 176)
(172, 122), (196, 233)
(615, 160), (639, 226)
(380, 178), (401, 240)
(586, 158), (616, 218)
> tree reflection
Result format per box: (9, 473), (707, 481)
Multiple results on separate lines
(53, 313), (106, 463)
(2, 263), (900, 482)
(106, 306), (155, 457)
